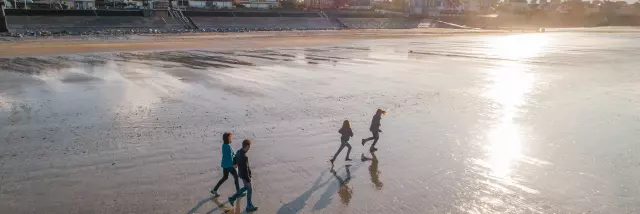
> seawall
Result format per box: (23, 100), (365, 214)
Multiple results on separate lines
(2, 9), (433, 35)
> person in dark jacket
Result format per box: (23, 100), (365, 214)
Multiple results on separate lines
(210, 133), (241, 198)
(362, 109), (386, 151)
(228, 139), (258, 212)
(330, 120), (354, 164)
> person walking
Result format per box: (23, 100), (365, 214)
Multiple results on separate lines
(211, 132), (241, 198)
(229, 140), (258, 212)
(362, 109), (386, 151)
(330, 120), (353, 164)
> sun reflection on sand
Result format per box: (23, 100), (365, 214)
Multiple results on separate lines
(484, 61), (534, 178)
(482, 34), (549, 180)
(485, 34), (550, 61)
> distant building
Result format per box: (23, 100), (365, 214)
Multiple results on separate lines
(422, 0), (464, 15)
(148, 0), (232, 8)
(187, 0), (232, 8)
(615, 4), (634, 15)
(585, 2), (599, 14)
(236, 0), (279, 8)
(304, 0), (332, 8)
(348, 0), (371, 10)
(28, 0), (94, 9)
(509, 0), (528, 11)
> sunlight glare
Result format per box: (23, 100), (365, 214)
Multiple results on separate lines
(486, 34), (550, 60)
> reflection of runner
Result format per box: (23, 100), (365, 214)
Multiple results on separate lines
(361, 152), (383, 190)
(211, 133), (241, 198)
(331, 120), (354, 165)
(229, 140), (258, 212)
(362, 109), (386, 151)
(330, 165), (353, 205)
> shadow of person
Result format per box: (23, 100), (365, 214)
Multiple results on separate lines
(334, 165), (354, 205)
(207, 198), (233, 214)
(187, 196), (214, 214)
(277, 171), (332, 214)
(361, 152), (383, 190)
(311, 164), (361, 211)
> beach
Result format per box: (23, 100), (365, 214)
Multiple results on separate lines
(1, 28), (640, 214)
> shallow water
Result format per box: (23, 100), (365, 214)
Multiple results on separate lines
(1, 32), (640, 214)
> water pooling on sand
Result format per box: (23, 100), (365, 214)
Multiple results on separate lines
(1, 32), (640, 213)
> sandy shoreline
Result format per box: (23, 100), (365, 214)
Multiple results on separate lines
(0, 28), (509, 57)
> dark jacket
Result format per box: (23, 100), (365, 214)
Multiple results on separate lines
(235, 148), (251, 180)
(370, 114), (382, 132)
(339, 127), (353, 141)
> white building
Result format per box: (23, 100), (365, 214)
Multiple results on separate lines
(237, 0), (280, 8)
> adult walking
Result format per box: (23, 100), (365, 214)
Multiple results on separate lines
(229, 140), (258, 212)
(362, 109), (386, 151)
(330, 120), (354, 165)
(211, 132), (241, 198)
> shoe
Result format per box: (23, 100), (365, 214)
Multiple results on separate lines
(361, 139), (366, 146)
(210, 190), (220, 198)
(246, 206), (258, 212)
(228, 196), (236, 205)
(345, 158), (352, 161)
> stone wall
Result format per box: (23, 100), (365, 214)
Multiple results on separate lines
(7, 16), (183, 33)
(190, 17), (337, 31)
(337, 18), (422, 29)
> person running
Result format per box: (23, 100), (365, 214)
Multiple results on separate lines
(210, 132), (241, 198)
(362, 109), (386, 151)
(330, 120), (353, 164)
(229, 140), (258, 212)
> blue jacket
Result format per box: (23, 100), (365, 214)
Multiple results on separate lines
(221, 144), (235, 168)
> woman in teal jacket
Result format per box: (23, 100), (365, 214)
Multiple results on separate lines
(211, 132), (241, 197)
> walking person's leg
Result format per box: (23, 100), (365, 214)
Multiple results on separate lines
(242, 178), (257, 211)
(228, 185), (247, 205)
(362, 135), (375, 146)
(344, 141), (352, 161)
(229, 168), (240, 192)
(331, 142), (347, 163)
(369, 131), (379, 151)
(228, 168), (246, 197)
(211, 168), (231, 196)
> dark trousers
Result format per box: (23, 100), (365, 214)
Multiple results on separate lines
(363, 130), (380, 149)
(213, 167), (240, 192)
(231, 177), (254, 208)
(331, 139), (352, 161)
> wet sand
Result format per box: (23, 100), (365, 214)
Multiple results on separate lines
(1, 29), (640, 214)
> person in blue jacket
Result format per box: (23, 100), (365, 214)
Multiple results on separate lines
(211, 132), (241, 198)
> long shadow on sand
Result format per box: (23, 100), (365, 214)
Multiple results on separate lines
(312, 164), (361, 211)
(187, 196), (237, 214)
(207, 197), (238, 214)
(362, 152), (383, 190)
(187, 196), (215, 214)
(277, 171), (333, 214)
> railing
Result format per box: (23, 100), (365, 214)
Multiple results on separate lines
(169, 7), (198, 29)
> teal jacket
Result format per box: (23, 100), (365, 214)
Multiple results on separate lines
(221, 144), (235, 168)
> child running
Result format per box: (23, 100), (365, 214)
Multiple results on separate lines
(228, 139), (258, 212)
(211, 132), (241, 198)
(331, 120), (354, 164)
(362, 109), (386, 151)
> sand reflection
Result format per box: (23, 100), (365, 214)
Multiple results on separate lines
(482, 34), (548, 179)
(483, 61), (534, 179)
